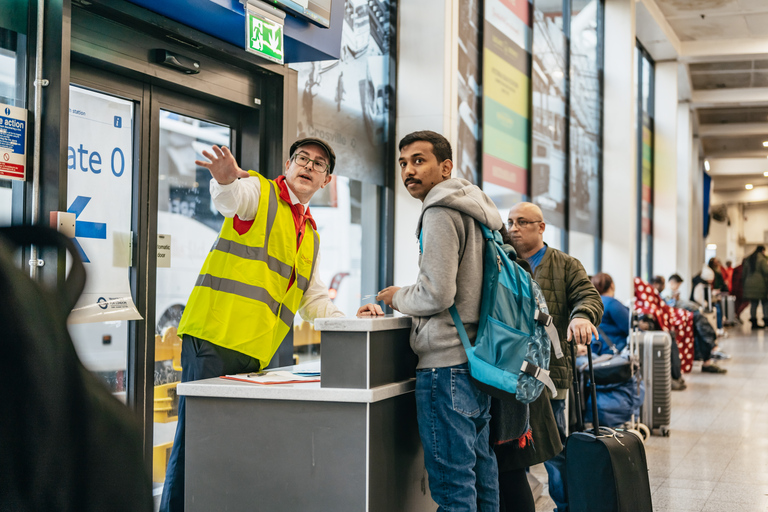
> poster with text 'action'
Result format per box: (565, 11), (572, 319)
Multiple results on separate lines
(66, 86), (141, 324)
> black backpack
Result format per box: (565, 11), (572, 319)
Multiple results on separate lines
(0, 226), (152, 512)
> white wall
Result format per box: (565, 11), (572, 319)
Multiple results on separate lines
(652, 61), (679, 283)
(392, 0), (457, 287)
(601, 0), (637, 300)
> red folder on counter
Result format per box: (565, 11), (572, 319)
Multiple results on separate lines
(221, 371), (320, 385)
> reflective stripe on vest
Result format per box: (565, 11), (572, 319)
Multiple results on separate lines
(177, 173), (319, 368)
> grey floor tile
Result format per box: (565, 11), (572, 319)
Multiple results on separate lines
(651, 495), (708, 511)
(702, 498), (768, 511)
(658, 479), (719, 491)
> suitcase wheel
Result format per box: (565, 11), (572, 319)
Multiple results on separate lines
(636, 423), (651, 442)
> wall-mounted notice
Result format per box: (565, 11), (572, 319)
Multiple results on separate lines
(0, 103), (27, 181)
(482, 0), (532, 204)
(66, 86), (142, 324)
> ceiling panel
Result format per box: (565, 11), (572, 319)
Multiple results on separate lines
(690, 61), (753, 72)
(703, 135), (768, 155)
(699, 107), (768, 124)
(712, 175), (768, 191)
(745, 13), (768, 36)
(691, 72), (752, 89)
(658, 0), (743, 19)
(753, 72), (768, 88)
(738, 0), (768, 11)
(668, 15), (751, 42)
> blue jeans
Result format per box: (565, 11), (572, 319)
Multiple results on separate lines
(160, 335), (260, 512)
(544, 398), (568, 512)
(415, 364), (499, 512)
(715, 302), (723, 329)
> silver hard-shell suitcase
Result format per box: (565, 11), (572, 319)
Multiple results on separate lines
(633, 331), (671, 436)
(723, 295), (737, 325)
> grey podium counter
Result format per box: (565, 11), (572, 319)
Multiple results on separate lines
(178, 315), (436, 512)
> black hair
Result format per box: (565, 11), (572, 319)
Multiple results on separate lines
(638, 314), (660, 331)
(652, 275), (665, 286)
(669, 274), (683, 283)
(398, 130), (452, 163)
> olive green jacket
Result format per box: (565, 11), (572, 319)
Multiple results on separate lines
(533, 246), (604, 394)
(743, 253), (768, 300)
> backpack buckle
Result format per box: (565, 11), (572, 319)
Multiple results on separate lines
(534, 309), (552, 327)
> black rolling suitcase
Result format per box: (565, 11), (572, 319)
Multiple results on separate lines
(566, 343), (653, 512)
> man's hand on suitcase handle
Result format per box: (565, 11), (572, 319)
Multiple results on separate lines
(568, 317), (598, 345)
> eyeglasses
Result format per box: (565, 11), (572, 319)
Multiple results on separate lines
(292, 153), (330, 174)
(507, 219), (542, 229)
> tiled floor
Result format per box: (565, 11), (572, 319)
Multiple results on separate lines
(645, 326), (768, 512)
(534, 325), (768, 512)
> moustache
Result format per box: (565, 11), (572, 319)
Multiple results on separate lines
(404, 178), (421, 186)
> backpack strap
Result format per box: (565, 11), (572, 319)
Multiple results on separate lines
(520, 361), (558, 398)
(449, 304), (474, 352)
(535, 310), (563, 359)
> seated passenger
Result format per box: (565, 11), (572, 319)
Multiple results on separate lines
(589, 272), (629, 354)
(652, 275), (665, 296)
(663, 274), (683, 307)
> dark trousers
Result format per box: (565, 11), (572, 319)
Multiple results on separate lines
(750, 299), (768, 325)
(544, 398), (568, 512)
(499, 467), (535, 512)
(159, 335), (260, 512)
(671, 339), (682, 381)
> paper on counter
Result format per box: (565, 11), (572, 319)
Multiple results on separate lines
(221, 371), (320, 385)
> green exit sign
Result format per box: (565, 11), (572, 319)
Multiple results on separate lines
(246, 10), (284, 64)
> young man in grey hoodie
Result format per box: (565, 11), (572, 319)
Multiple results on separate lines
(377, 131), (503, 512)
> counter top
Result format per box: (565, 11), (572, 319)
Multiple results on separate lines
(177, 362), (415, 403)
(314, 314), (412, 332)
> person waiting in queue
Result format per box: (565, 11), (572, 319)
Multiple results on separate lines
(160, 139), (382, 512)
(503, 202), (603, 512)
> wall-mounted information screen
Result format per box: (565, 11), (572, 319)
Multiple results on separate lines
(276, 0), (332, 28)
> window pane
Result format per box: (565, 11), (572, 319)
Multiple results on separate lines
(0, 7), (28, 223)
(152, 110), (231, 489)
(532, 0), (567, 243)
(66, 86), (138, 399)
(569, 0), (601, 275)
(640, 54), (654, 281)
(481, 0), (533, 216)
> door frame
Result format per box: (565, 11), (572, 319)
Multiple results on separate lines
(69, 61), (259, 467)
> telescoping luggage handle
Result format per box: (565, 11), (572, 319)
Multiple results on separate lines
(570, 340), (601, 437)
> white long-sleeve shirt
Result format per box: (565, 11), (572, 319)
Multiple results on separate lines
(210, 176), (344, 321)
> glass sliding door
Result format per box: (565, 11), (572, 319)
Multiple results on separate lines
(66, 85), (140, 399)
(150, 97), (236, 491)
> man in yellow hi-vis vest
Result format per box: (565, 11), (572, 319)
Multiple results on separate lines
(160, 138), (383, 512)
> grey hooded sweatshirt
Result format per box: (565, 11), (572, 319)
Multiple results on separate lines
(391, 178), (503, 369)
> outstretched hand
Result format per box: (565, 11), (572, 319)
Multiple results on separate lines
(195, 145), (250, 185)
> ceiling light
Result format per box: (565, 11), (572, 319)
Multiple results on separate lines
(746, 184), (754, 190)
(764, 172), (768, 177)
(704, 160), (710, 171)
(763, 142), (768, 147)
(707, 244), (717, 250)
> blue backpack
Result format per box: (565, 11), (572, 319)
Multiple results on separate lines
(422, 225), (563, 404)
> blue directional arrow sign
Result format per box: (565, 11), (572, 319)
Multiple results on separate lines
(67, 195), (107, 263)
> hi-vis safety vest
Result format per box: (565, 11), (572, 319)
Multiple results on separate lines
(177, 173), (319, 368)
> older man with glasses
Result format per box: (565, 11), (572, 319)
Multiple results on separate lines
(497, 201), (603, 512)
(160, 138), (381, 512)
